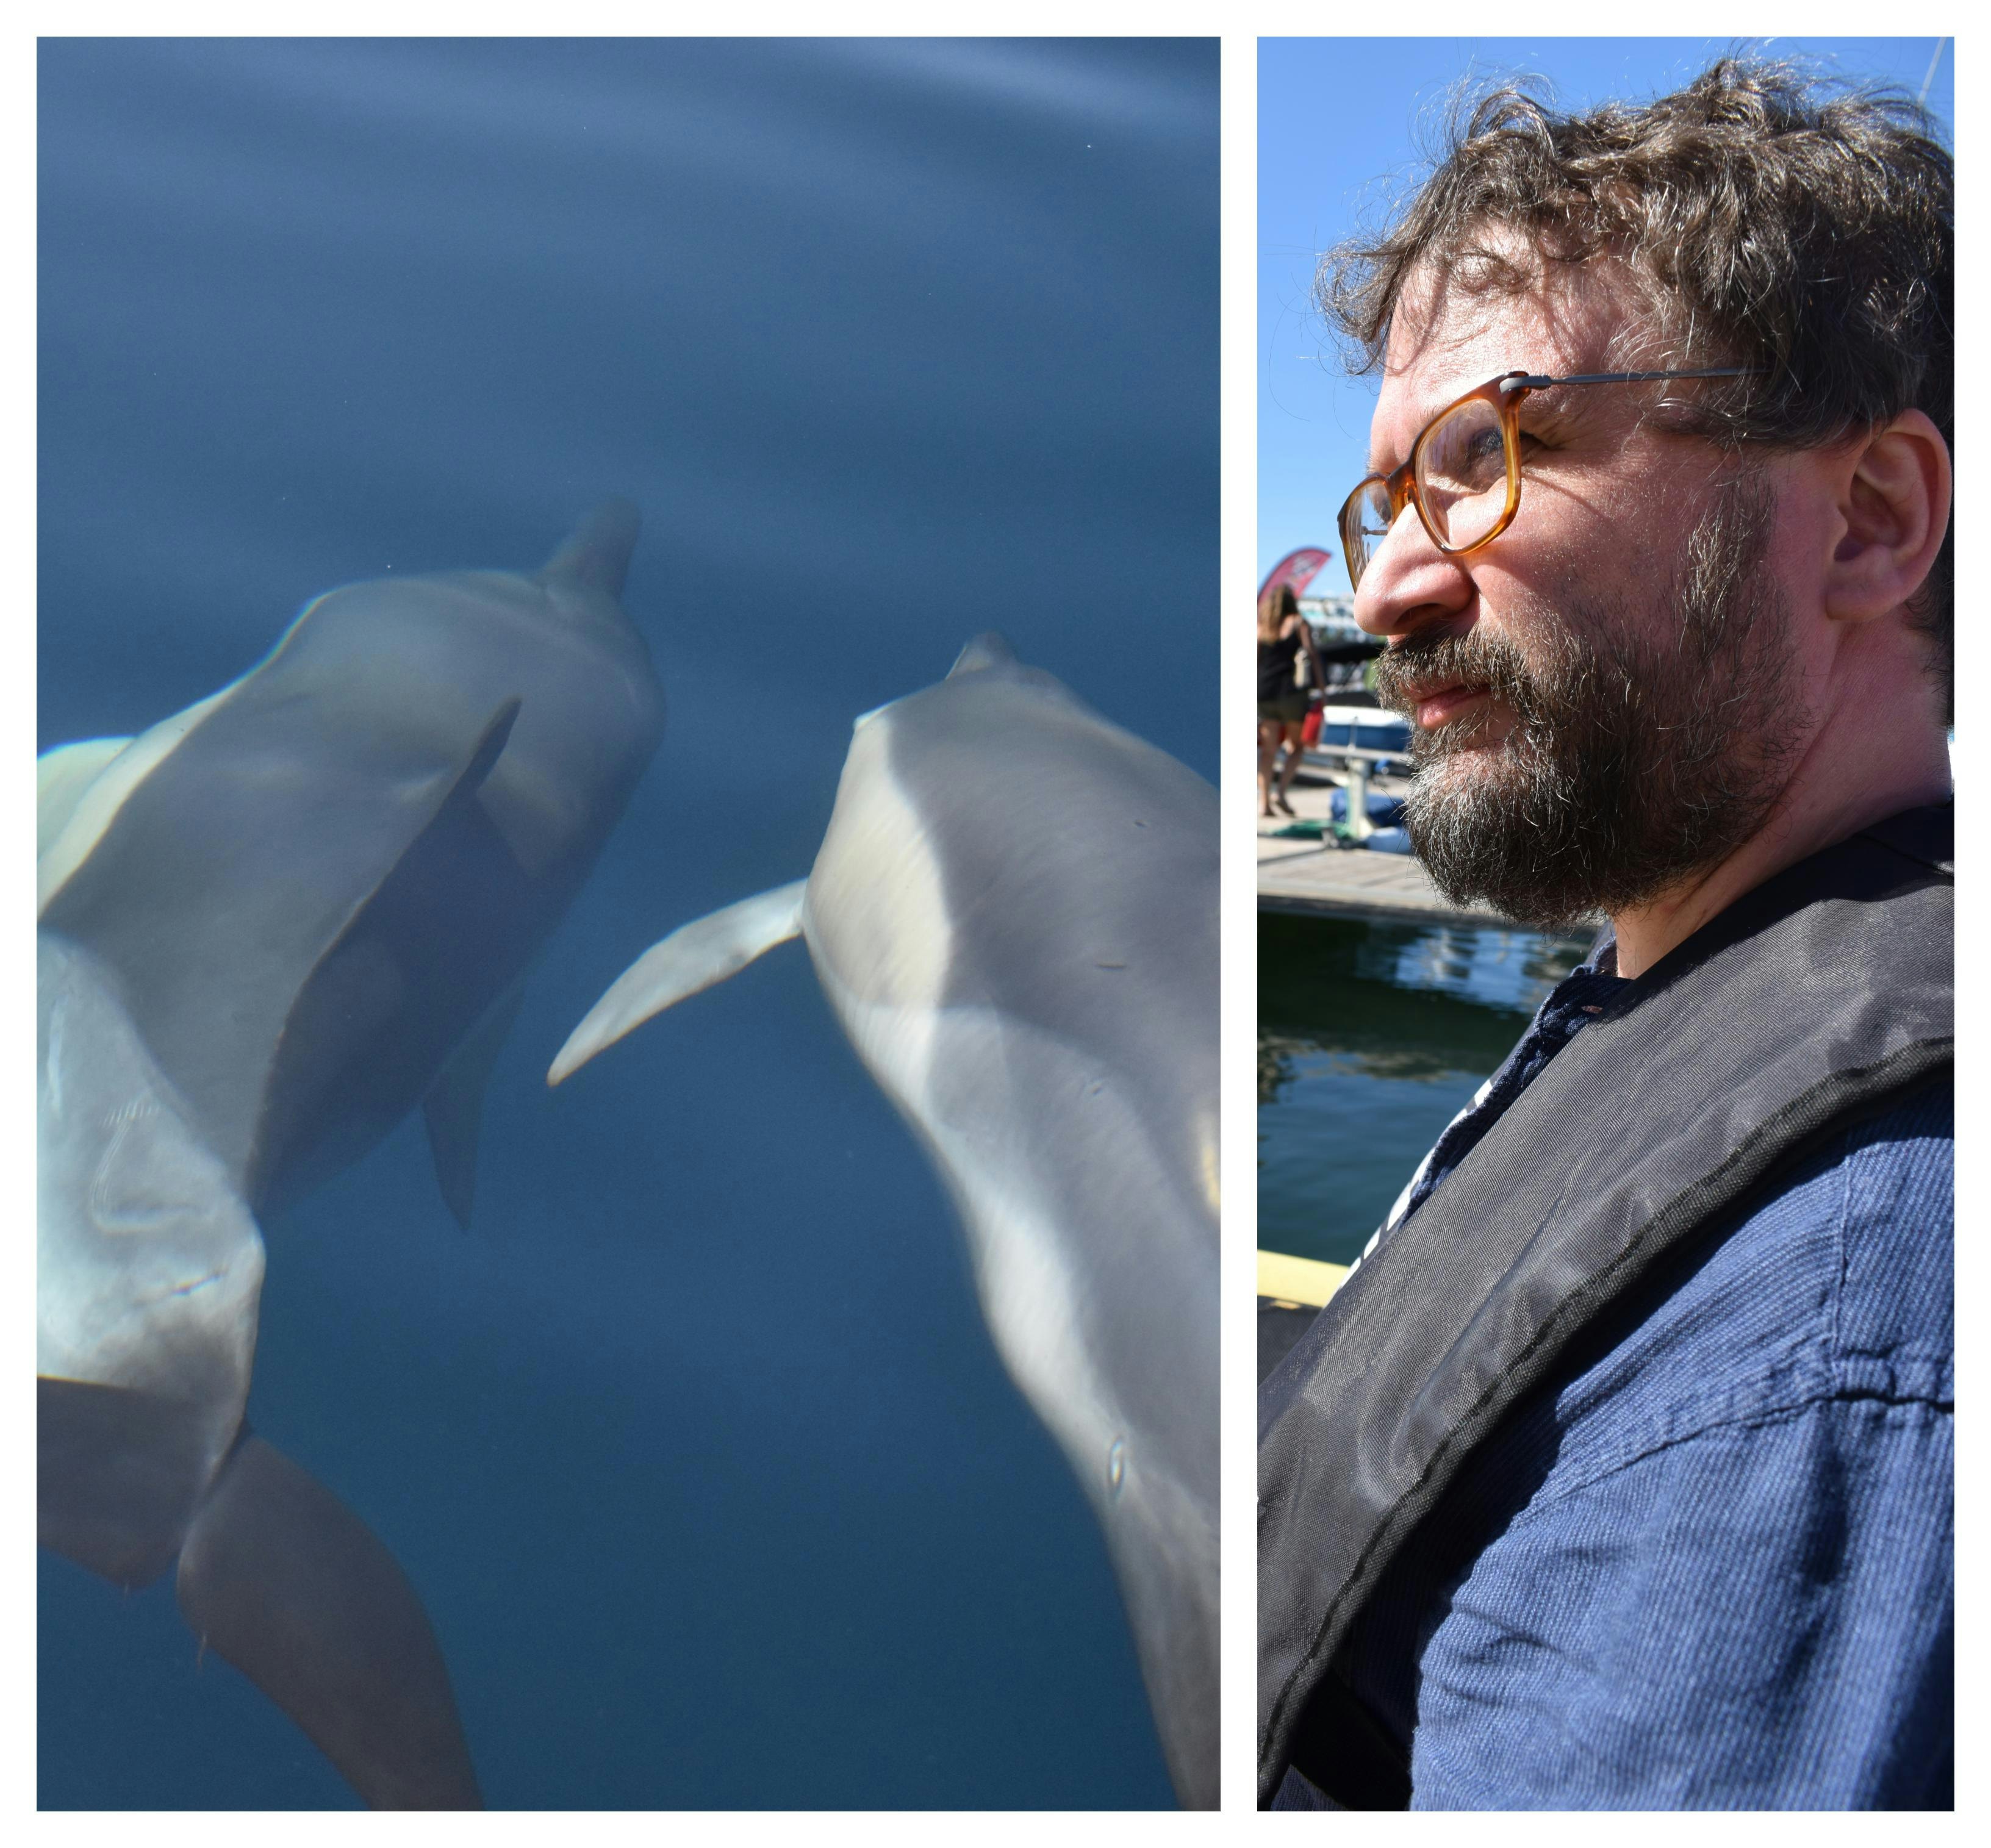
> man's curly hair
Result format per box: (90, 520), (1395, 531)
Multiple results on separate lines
(1319, 57), (1953, 715)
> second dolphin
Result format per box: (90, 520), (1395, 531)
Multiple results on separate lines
(551, 634), (1218, 1808)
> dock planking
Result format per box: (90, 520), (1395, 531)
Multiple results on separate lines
(1257, 759), (1599, 940)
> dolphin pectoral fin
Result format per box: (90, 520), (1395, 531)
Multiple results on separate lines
(536, 497), (640, 596)
(947, 631), (1016, 677)
(37, 738), (134, 862)
(421, 980), (527, 1230)
(38, 682), (238, 917)
(175, 1431), (483, 1811)
(548, 878), (808, 1085)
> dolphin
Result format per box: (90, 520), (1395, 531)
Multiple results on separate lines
(549, 634), (1219, 1808)
(38, 497), (664, 1223)
(37, 501), (665, 1807)
(38, 933), (481, 1808)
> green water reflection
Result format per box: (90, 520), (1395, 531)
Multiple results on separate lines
(1258, 912), (1591, 1266)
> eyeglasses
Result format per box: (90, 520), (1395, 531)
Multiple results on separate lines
(1337, 368), (1761, 592)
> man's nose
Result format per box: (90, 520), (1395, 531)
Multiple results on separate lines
(1354, 504), (1475, 639)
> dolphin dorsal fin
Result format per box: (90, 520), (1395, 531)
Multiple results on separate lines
(548, 879), (808, 1085)
(947, 632), (1016, 678)
(537, 498), (641, 596)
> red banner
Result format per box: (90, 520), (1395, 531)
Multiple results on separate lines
(1257, 546), (1332, 604)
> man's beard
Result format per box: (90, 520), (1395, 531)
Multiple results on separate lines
(1372, 475), (1806, 929)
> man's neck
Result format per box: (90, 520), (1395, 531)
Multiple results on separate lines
(1608, 719), (1951, 980)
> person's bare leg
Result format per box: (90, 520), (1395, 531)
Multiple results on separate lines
(1273, 723), (1304, 814)
(1258, 721), (1281, 817)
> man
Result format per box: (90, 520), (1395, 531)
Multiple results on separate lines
(1259, 60), (1952, 1809)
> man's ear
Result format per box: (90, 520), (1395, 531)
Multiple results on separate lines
(1822, 409), (1951, 624)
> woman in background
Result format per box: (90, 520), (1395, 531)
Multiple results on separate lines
(1257, 583), (1322, 818)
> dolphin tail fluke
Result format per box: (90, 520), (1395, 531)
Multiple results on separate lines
(537, 498), (641, 597)
(38, 1377), (219, 1591)
(548, 879), (808, 1085)
(175, 1431), (483, 1810)
(422, 979), (528, 1230)
(948, 631), (1016, 677)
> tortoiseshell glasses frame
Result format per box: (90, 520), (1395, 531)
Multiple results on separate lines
(1336, 367), (1762, 592)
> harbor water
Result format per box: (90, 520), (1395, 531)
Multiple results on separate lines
(1258, 912), (1591, 1268)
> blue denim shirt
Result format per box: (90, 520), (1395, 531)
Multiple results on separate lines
(1279, 939), (1954, 1810)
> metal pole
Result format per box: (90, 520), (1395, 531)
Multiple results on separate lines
(1346, 756), (1373, 841)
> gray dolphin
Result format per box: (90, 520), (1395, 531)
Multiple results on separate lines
(37, 502), (665, 1807)
(550, 634), (1218, 1808)
(39, 498), (664, 1222)
(38, 933), (481, 1808)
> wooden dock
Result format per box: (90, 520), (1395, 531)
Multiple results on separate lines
(1258, 760), (1598, 940)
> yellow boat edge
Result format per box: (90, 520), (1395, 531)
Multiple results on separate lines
(1256, 1249), (1350, 1309)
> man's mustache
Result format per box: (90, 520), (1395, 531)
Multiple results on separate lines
(1371, 629), (1543, 721)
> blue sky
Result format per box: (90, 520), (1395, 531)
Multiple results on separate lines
(1258, 37), (1956, 589)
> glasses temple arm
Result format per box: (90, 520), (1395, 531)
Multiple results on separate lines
(1512, 367), (1766, 390)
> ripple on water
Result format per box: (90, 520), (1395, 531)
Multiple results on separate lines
(1258, 912), (1589, 1266)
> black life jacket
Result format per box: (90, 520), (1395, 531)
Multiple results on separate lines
(1257, 804), (1954, 1808)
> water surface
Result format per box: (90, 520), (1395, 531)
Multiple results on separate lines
(1258, 912), (1590, 1267)
(38, 37), (1216, 1810)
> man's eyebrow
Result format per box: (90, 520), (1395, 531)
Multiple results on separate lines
(1366, 376), (1479, 475)
(1366, 396), (1432, 476)
(1512, 391), (1582, 434)
(1514, 378), (1590, 416)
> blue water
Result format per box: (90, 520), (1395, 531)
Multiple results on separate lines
(1258, 914), (1590, 1267)
(38, 38), (1216, 1810)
